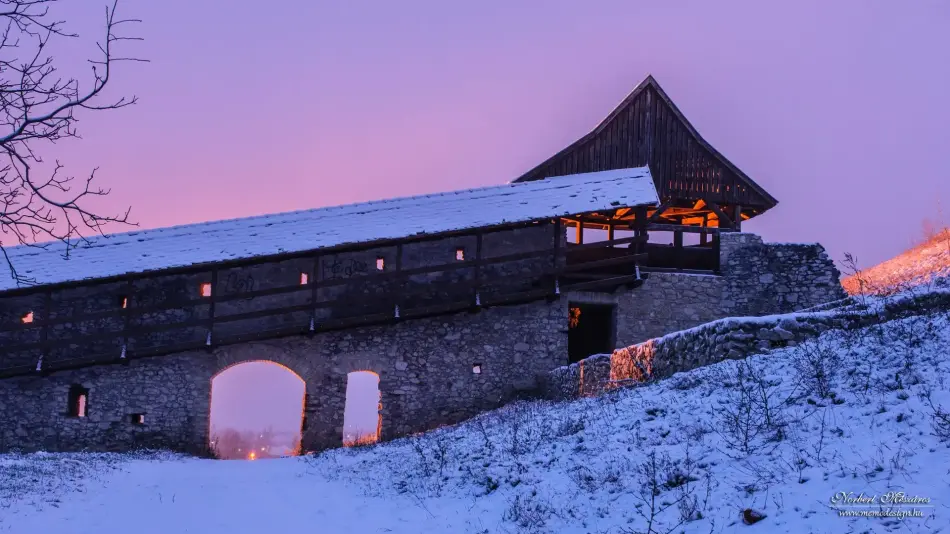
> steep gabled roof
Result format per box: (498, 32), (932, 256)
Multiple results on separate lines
(514, 75), (778, 214)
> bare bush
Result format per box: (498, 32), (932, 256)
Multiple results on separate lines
(791, 338), (840, 399)
(503, 491), (557, 531)
(713, 358), (794, 455)
(504, 401), (553, 459)
(920, 389), (950, 441)
(620, 448), (712, 534)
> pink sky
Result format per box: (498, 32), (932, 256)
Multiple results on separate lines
(49, 0), (950, 270)
(33, 1), (950, 441)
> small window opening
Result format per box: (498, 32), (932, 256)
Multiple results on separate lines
(118, 295), (128, 309)
(131, 413), (145, 425)
(21, 311), (34, 324)
(376, 257), (385, 271)
(456, 247), (465, 261)
(68, 385), (89, 417)
(300, 272), (309, 285)
(200, 282), (212, 297)
(472, 363), (482, 374)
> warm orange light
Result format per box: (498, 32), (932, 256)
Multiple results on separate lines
(248, 451), (257, 460)
(569, 307), (581, 329)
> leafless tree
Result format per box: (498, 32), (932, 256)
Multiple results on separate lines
(0, 0), (143, 285)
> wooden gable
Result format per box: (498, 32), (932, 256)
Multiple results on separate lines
(513, 75), (778, 220)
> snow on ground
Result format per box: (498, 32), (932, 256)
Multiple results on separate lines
(3, 308), (950, 533)
(843, 229), (950, 295)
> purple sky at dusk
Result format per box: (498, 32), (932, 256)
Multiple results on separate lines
(35, 1), (950, 440)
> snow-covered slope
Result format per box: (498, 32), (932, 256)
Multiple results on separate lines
(843, 229), (950, 295)
(3, 306), (949, 533)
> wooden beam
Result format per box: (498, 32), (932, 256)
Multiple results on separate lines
(733, 204), (743, 231)
(706, 202), (734, 229)
(646, 204), (670, 223)
(648, 224), (737, 234)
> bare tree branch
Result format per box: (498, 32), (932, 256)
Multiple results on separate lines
(0, 0), (143, 286)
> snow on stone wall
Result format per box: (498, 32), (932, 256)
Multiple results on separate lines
(546, 285), (950, 400)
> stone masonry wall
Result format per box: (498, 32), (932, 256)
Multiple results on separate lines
(567, 233), (847, 347)
(545, 286), (950, 401)
(0, 299), (566, 453)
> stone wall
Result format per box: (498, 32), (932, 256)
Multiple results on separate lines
(0, 299), (567, 453)
(567, 232), (846, 347)
(546, 288), (950, 401)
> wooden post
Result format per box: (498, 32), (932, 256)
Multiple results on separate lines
(473, 233), (483, 307)
(575, 220), (583, 245)
(39, 290), (51, 372)
(207, 269), (218, 350)
(607, 224), (615, 246)
(700, 213), (708, 246)
(733, 205), (742, 231)
(394, 244), (403, 318)
(553, 218), (562, 296)
(121, 279), (132, 361)
(713, 234), (722, 274)
(310, 255), (320, 334)
(673, 231), (684, 270)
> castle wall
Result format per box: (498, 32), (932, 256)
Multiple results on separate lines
(0, 300), (566, 453)
(567, 233), (846, 347)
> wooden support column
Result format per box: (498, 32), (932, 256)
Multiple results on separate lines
(121, 279), (132, 361)
(713, 234), (722, 273)
(574, 220), (583, 244)
(700, 213), (709, 246)
(552, 218), (562, 296)
(394, 244), (403, 318)
(473, 233), (483, 307)
(733, 205), (743, 231)
(207, 269), (218, 350)
(607, 224), (615, 245)
(38, 290), (51, 372)
(310, 255), (320, 334)
(673, 231), (684, 270)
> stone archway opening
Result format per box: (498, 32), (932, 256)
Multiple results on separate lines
(209, 360), (305, 460)
(342, 371), (381, 447)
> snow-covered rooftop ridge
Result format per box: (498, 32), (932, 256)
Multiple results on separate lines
(0, 167), (658, 292)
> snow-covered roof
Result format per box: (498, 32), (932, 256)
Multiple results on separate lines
(0, 167), (657, 291)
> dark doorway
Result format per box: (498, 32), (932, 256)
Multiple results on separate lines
(568, 302), (616, 363)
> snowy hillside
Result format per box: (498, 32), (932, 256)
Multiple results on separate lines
(3, 302), (950, 533)
(843, 228), (950, 295)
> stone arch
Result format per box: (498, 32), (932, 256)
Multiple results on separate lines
(211, 342), (310, 378)
(207, 343), (309, 458)
(333, 352), (384, 378)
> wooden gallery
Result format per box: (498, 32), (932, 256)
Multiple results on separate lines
(0, 76), (844, 453)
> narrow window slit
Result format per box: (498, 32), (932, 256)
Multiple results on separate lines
(300, 272), (309, 285)
(200, 282), (212, 297)
(21, 311), (34, 324)
(456, 247), (465, 261)
(131, 413), (145, 425)
(68, 385), (89, 418)
(376, 257), (385, 271)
